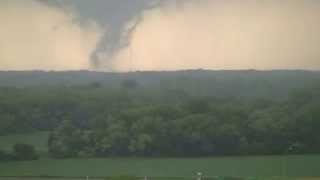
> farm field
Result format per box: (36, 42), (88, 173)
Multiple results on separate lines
(0, 155), (320, 178)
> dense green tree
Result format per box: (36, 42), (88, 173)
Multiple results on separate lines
(13, 143), (38, 161)
(0, 73), (320, 158)
(0, 150), (13, 161)
(122, 79), (139, 89)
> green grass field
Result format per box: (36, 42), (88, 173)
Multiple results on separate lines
(0, 155), (320, 178)
(1, 133), (320, 179)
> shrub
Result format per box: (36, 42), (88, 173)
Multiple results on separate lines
(0, 149), (13, 161)
(13, 143), (38, 161)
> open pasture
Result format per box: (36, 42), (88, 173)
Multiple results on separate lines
(0, 155), (319, 178)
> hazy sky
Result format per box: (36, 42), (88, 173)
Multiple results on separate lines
(1, 0), (320, 71)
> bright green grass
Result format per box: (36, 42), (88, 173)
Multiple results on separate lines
(0, 132), (49, 153)
(0, 155), (319, 178)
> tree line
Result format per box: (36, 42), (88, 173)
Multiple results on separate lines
(0, 82), (320, 158)
(47, 86), (320, 158)
(0, 143), (38, 161)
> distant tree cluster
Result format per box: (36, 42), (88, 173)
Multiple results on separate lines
(0, 144), (38, 162)
(44, 86), (320, 157)
(0, 78), (319, 158)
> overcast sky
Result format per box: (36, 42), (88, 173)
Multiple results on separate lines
(1, 0), (320, 71)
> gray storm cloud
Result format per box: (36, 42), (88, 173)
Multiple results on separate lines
(0, 0), (103, 70)
(1, 0), (320, 71)
(105, 0), (320, 71)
